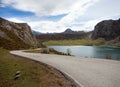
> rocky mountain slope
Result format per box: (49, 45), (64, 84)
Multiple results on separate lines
(92, 19), (120, 40)
(0, 17), (40, 50)
(91, 18), (120, 46)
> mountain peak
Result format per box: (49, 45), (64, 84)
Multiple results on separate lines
(65, 28), (72, 31)
(63, 28), (74, 34)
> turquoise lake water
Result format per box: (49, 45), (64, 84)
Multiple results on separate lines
(48, 46), (120, 60)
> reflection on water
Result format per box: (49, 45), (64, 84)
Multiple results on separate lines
(48, 46), (120, 60)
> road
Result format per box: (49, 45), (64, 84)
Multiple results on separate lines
(10, 50), (120, 87)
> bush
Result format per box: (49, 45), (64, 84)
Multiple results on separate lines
(41, 48), (49, 54)
(105, 53), (112, 59)
(66, 48), (71, 55)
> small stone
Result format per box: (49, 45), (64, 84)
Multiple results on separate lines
(16, 71), (21, 75)
(14, 74), (21, 80)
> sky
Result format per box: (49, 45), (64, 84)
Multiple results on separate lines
(0, 0), (120, 33)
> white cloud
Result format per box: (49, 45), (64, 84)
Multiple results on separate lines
(28, 21), (66, 33)
(7, 18), (65, 33)
(59, 0), (99, 25)
(7, 17), (100, 33)
(2, 0), (99, 16)
(7, 18), (25, 23)
(3, 0), (120, 33)
(3, 0), (99, 32)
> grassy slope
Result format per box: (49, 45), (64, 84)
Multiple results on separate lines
(43, 39), (106, 46)
(0, 27), (31, 50)
(0, 48), (72, 87)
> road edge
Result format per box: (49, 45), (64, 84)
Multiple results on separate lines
(10, 51), (82, 87)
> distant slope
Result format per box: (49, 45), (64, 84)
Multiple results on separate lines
(62, 28), (85, 34)
(36, 33), (89, 41)
(32, 30), (42, 35)
(36, 29), (90, 41)
(0, 17), (40, 50)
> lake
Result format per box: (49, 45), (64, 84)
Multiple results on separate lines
(48, 46), (120, 60)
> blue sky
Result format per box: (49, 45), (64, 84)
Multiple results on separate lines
(0, 0), (120, 33)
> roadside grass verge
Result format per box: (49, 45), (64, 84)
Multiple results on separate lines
(25, 48), (69, 56)
(0, 48), (72, 87)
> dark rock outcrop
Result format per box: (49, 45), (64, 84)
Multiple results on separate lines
(92, 19), (120, 40)
(0, 17), (40, 50)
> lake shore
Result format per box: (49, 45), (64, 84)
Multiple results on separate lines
(48, 46), (120, 60)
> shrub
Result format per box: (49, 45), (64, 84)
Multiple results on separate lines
(66, 48), (71, 55)
(41, 48), (49, 54)
(105, 53), (112, 59)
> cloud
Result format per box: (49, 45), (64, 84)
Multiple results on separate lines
(4, 0), (120, 33)
(7, 17), (100, 33)
(1, 0), (99, 16)
(28, 21), (66, 33)
(1, 0), (100, 32)
(82, 19), (101, 31)
(7, 18), (25, 23)
(7, 17), (65, 33)
(59, 0), (99, 25)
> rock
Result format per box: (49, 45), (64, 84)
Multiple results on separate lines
(14, 74), (21, 80)
(91, 19), (120, 40)
(14, 71), (21, 80)
(0, 17), (40, 49)
(15, 71), (21, 75)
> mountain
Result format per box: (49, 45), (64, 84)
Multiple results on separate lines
(92, 19), (120, 40)
(63, 28), (85, 34)
(32, 30), (42, 35)
(63, 28), (74, 34)
(36, 29), (90, 41)
(0, 17), (40, 50)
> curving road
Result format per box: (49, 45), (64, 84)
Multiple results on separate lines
(10, 50), (120, 87)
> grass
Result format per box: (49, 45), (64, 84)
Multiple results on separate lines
(0, 48), (72, 87)
(26, 48), (68, 56)
(0, 27), (32, 50)
(43, 38), (106, 46)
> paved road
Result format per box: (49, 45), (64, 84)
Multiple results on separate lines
(10, 51), (120, 87)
